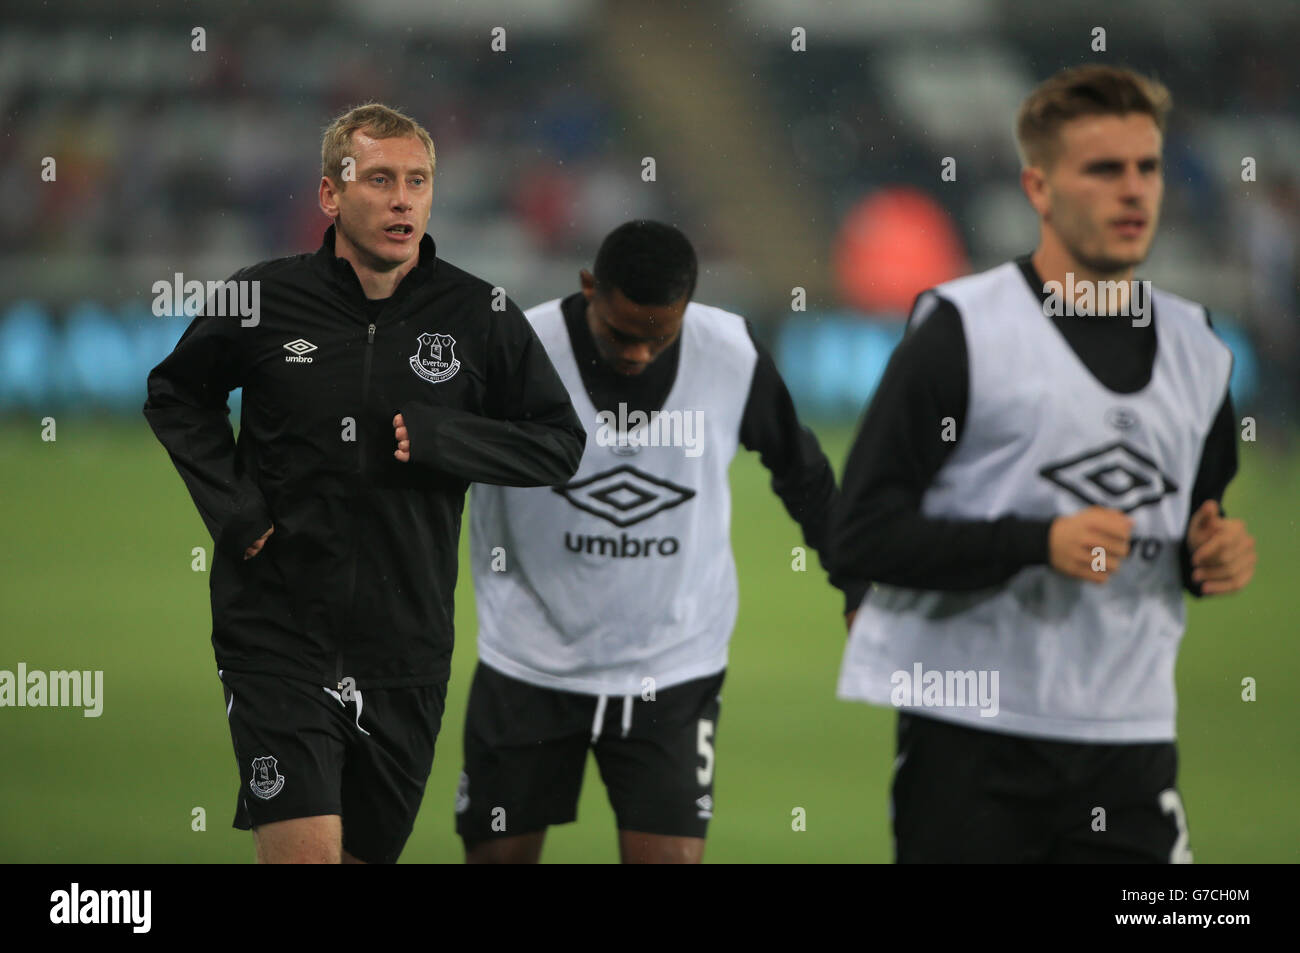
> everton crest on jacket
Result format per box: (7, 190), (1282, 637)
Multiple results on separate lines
(144, 226), (585, 690)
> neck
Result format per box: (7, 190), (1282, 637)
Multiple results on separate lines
(334, 227), (418, 300)
(1032, 230), (1139, 316)
(581, 298), (623, 375)
(582, 301), (607, 367)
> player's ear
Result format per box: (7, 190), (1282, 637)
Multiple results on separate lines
(319, 176), (340, 218)
(1020, 165), (1050, 216)
(579, 268), (597, 299)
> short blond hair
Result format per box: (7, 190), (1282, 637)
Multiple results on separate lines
(321, 103), (436, 186)
(1015, 65), (1171, 169)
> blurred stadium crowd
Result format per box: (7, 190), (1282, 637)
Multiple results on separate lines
(1, 0), (1295, 432)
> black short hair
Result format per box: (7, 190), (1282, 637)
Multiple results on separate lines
(592, 220), (698, 306)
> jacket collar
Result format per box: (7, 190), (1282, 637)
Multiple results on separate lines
(311, 224), (438, 292)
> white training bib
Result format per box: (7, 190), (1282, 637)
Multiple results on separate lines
(471, 298), (758, 696)
(837, 262), (1233, 742)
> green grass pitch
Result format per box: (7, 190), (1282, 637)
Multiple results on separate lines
(0, 419), (1295, 862)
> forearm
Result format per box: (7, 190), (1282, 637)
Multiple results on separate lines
(143, 307), (271, 557)
(401, 403), (585, 487)
(833, 488), (1052, 590)
(1179, 390), (1239, 596)
(740, 338), (866, 608)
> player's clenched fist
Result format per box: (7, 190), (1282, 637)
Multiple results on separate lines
(393, 413), (411, 462)
(1186, 500), (1256, 595)
(1049, 506), (1133, 583)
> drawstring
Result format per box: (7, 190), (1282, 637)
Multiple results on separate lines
(591, 694), (636, 741)
(323, 685), (372, 737)
(591, 694), (608, 742)
(353, 687), (371, 737)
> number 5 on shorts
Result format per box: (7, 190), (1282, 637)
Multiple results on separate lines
(697, 719), (715, 786)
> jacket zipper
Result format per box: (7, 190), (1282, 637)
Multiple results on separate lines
(338, 322), (376, 691)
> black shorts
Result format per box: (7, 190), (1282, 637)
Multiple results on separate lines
(220, 669), (448, 864)
(456, 663), (724, 847)
(891, 712), (1190, 863)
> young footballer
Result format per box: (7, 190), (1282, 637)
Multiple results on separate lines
(833, 65), (1256, 863)
(459, 221), (860, 863)
(144, 104), (585, 864)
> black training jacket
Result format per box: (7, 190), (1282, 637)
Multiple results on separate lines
(144, 226), (586, 688)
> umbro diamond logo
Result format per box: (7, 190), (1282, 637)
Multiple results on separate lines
(283, 339), (317, 363)
(553, 465), (695, 527)
(455, 771), (470, 815)
(1039, 441), (1178, 513)
(696, 794), (713, 819)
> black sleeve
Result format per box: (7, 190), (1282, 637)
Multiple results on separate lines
(142, 272), (273, 560)
(1179, 383), (1239, 597)
(828, 294), (1053, 591)
(739, 332), (867, 612)
(401, 299), (587, 487)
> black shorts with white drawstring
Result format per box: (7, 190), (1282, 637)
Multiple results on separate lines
(220, 669), (447, 864)
(455, 662), (724, 848)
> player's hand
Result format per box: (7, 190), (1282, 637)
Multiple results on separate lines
(1187, 500), (1256, 595)
(393, 413), (410, 463)
(244, 524), (274, 560)
(1048, 507), (1133, 584)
